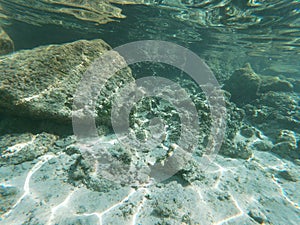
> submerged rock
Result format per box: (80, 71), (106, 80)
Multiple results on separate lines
(0, 132), (57, 166)
(224, 63), (261, 105)
(224, 63), (299, 160)
(259, 76), (293, 93)
(245, 92), (299, 159)
(249, 92), (300, 134)
(0, 39), (133, 124)
(276, 170), (298, 182)
(225, 63), (296, 106)
(0, 27), (14, 55)
(0, 185), (19, 215)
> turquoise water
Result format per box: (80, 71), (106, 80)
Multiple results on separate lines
(0, 1), (299, 224)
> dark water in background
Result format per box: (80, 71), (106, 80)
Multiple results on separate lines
(1, 1), (300, 81)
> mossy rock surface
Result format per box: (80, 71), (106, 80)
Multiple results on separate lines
(0, 39), (133, 124)
(224, 63), (261, 105)
(259, 76), (293, 93)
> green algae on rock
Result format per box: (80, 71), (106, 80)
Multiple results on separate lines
(0, 26), (13, 55)
(0, 132), (57, 166)
(246, 92), (300, 159)
(225, 63), (300, 160)
(0, 39), (133, 124)
(224, 63), (296, 106)
(224, 63), (261, 105)
(259, 76), (293, 93)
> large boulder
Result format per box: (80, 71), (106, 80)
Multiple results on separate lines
(0, 39), (133, 124)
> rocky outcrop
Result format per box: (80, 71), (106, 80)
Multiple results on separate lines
(0, 132), (57, 166)
(224, 63), (295, 106)
(225, 63), (300, 160)
(0, 39), (133, 124)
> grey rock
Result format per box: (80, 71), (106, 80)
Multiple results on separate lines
(0, 39), (133, 124)
(1, 137), (300, 225)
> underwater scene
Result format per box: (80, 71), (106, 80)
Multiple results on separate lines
(0, 0), (299, 224)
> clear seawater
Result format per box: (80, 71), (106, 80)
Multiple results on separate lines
(0, 1), (299, 225)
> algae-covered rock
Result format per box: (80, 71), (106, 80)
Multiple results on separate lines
(225, 63), (299, 160)
(245, 91), (300, 159)
(240, 125), (255, 138)
(272, 142), (299, 159)
(224, 63), (261, 105)
(0, 39), (133, 124)
(276, 130), (297, 146)
(288, 78), (300, 93)
(248, 92), (300, 133)
(224, 63), (295, 106)
(0, 26), (13, 55)
(271, 129), (299, 159)
(220, 140), (253, 159)
(259, 76), (293, 93)
(0, 132), (57, 165)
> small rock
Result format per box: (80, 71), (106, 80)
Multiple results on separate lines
(0, 27), (14, 55)
(252, 140), (273, 151)
(0, 185), (18, 197)
(287, 78), (300, 93)
(240, 126), (255, 138)
(221, 141), (253, 159)
(276, 170), (298, 182)
(294, 159), (300, 166)
(272, 142), (297, 158)
(248, 209), (267, 224)
(276, 130), (297, 147)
